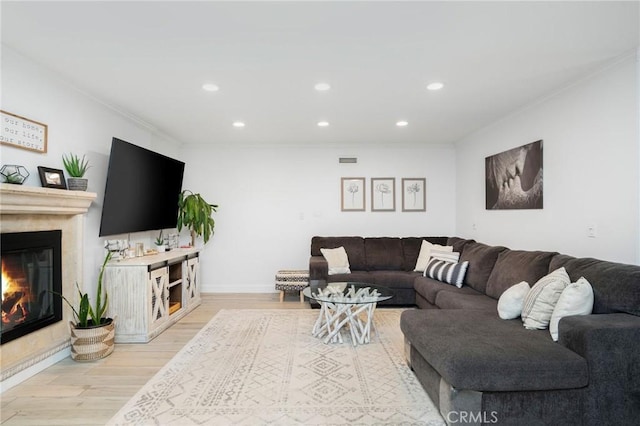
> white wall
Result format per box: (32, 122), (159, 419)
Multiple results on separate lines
(180, 144), (456, 292)
(0, 47), (184, 297)
(455, 52), (639, 264)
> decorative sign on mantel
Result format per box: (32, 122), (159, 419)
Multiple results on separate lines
(0, 110), (48, 153)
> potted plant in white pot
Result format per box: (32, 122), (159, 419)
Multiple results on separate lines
(54, 252), (115, 361)
(62, 153), (90, 191)
(155, 230), (166, 252)
(177, 190), (218, 247)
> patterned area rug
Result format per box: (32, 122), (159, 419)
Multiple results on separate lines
(107, 309), (444, 425)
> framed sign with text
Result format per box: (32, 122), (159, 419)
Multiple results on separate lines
(0, 110), (48, 153)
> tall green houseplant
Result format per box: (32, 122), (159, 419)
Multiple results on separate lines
(57, 251), (112, 328)
(177, 190), (218, 246)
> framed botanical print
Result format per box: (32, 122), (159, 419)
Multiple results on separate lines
(371, 177), (395, 212)
(341, 177), (365, 211)
(402, 178), (426, 212)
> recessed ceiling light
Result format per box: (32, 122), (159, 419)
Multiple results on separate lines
(202, 83), (219, 92)
(314, 82), (331, 91)
(317, 121), (330, 127)
(232, 121), (245, 128)
(427, 82), (444, 91)
(396, 121), (409, 127)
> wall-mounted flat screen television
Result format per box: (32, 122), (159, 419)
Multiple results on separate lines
(99, 138), (185, 237)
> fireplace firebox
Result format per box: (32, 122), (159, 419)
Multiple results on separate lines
(1, 230), (63, 345)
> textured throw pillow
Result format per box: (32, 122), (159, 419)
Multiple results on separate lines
(549, 277), (594, 341)
(497, 281), (530, 320)
(521, 267), (571, 330)
(414, 241), (453, 272)
(320, 246), (351, 275)
(430, 249), (460, 263)
(424, 258), (469, 288)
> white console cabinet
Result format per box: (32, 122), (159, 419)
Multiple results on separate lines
(104, 248), (201, 343)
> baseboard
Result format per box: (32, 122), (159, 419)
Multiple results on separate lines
(201, 284), (279, 293)
(0, 347), (70, 393)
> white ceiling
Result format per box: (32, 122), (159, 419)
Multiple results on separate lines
(2, 1), (638, 147)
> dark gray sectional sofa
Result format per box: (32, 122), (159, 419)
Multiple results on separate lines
(309, 236), (640, 425)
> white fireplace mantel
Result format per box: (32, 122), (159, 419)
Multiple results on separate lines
(0, 183), (96, 215)
(1, 183), (96, 391)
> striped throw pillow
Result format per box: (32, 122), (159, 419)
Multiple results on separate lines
(521, 267), (571, 330)
(424, 258), (469, 288)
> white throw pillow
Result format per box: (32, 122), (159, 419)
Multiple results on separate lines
(497, 281), (530, 320)
(549, 277), (594, 341)
(414, 241), (453, 272)
(320, 246), (351, 275)
(521, 267), (571, 330)
(430, 249), (460, 263)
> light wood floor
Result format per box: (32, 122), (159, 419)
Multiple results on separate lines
(1, 293), (311, 425)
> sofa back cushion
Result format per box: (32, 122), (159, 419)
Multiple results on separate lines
(486, 250), (557, 300)
(447, 237), (474, 253)
(311, 236), (367, 270)
(401, 237), (449, 271)
(364, 237), (404, 271)
(548, 256), (640, 315)
(459, 242), (506, 293)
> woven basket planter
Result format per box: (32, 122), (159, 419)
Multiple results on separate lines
(69, 318), (115, 361)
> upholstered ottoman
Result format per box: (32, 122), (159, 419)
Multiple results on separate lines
(275, 270), (309, 302)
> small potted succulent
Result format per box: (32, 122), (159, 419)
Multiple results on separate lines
(62, 153), (90, 191)
(155, 230), (166, 252)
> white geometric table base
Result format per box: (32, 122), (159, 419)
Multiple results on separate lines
(311, 301), (377, 346)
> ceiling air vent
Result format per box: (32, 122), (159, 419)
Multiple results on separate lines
(339, 157), (357, 164)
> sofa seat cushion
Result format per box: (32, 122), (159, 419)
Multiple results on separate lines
(414, 276), (483, 305)
(400, 310), (588, 392)
(434, 291), (497, 311)
(326, 271), (372, 283)
(368, 271), (421, 289)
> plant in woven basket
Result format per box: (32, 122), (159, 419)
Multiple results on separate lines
(177, 190), (218, 247)
(62, 153), (90, 191)
(54, 251), (112, 328)
(52, 251), (115, 361)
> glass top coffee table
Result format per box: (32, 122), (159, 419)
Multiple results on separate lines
(302, 282), (394, 346)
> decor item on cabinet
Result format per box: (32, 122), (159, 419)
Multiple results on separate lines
(155, 230), (166, 252)
(371, 177), (395, 212)
(62, 153), (90, 191)
(0, 164), (29, 184)
(37, 166), (67, 189)
(402, 178), (426, 212)
(340, 177), (365, 211)
(177, 190), (218, 246)
(53, 251), (115, 361)
(485, 139), (543, 210)
(0, 110), (48, 153)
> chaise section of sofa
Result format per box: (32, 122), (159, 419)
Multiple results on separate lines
(401, 239), (640, 425)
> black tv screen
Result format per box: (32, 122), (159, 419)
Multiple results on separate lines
(99, 138), (185, 237)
